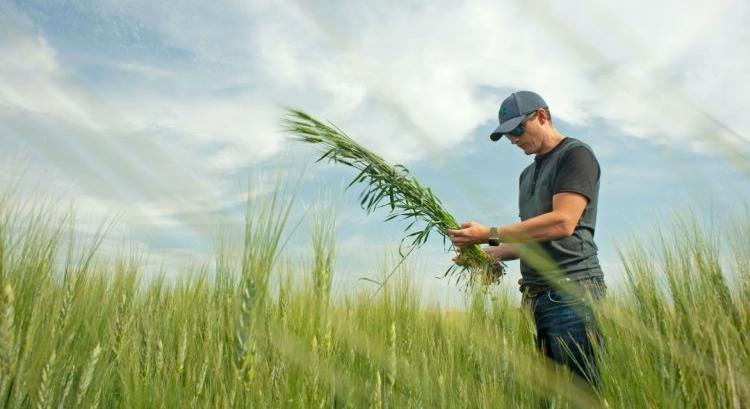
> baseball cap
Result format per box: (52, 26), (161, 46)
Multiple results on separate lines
(490, 91), (548, 141)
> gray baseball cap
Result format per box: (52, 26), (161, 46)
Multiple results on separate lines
(490, 91), (548, 141)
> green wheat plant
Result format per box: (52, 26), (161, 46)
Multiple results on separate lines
(1, 174), (750, 407)
(283, 109), (503, 285)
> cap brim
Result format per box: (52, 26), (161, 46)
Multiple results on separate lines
(489, 116), (524, 141)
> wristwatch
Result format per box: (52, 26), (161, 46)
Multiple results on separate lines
(488, 227), (500, 246)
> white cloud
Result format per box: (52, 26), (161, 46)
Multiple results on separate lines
(5, 0), (747, 167)
(0, 7), (104, 130)
(2, 0), (749, 289)
(228, 0), (748, 162)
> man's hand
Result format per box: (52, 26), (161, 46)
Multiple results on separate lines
(451, 250), (465, 266)
(453, 246), (501, 264)
(447, 221), (490, 250)
(482, 245), (503, 260)
(452, 244), (517, 266)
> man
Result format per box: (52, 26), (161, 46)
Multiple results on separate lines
(447, 90), (607, 388)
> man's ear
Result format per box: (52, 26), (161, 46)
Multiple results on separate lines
(537, 109), (548, 126)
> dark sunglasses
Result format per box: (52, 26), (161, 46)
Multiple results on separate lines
(505, 111), (538, 138)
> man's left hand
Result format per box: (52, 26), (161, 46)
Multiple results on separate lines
(447, 221), (490, 249)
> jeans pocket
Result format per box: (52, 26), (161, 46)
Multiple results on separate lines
(546, 288), (586, 305)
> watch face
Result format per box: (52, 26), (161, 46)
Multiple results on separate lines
(488, 227), (500, 246)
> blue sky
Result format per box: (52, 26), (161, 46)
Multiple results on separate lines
(2, 0), (749, 305)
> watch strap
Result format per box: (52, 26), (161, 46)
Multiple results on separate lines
(488, 227), (500, 246)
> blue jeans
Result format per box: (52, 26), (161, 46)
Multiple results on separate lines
(527, 277), (606, 388)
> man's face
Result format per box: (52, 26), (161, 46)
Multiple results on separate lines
(507, 112), (543, 155)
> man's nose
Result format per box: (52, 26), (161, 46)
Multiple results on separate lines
(508, 136), (519, 145)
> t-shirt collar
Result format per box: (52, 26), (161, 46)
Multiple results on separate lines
(534, 137), (570, 164)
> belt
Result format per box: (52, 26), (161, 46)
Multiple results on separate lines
(520, 276), (604, 299)
(521, 283), (548, 299)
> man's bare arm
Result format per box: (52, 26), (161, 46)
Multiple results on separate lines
(447, 192), (588, 247)
(485, 244), (519, 261)
(497, 192), (587, 243)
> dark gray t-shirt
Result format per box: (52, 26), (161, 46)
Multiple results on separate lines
(517, 137), (604, 285)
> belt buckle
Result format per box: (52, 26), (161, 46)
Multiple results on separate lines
(523, 284), (545, 299)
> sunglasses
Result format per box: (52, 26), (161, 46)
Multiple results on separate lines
(505, 111), (539, 138)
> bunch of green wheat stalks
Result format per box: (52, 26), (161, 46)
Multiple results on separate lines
(284, 109), (503, 284)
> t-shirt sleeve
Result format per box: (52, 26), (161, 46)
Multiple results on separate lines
(552, 146), (600, 202)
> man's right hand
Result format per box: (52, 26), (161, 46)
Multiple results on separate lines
(482, 246), (504, 260)
(452, 244), (519, 266)
(485, 244), (520, 262)
(452, 246), (502, 266)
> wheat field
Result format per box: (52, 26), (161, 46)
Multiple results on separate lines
(0, 183), (748, 409)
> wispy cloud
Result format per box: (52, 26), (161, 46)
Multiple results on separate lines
(4, 0), (748, 164)
(1, 0), (748, 288)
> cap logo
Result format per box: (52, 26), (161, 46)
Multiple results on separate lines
(500, 106), (508, 118)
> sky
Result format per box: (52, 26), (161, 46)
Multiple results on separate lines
(1, 0), (749, 306)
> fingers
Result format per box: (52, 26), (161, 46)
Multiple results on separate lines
(452, 252), (466, 267)
(447, 222), (475, 248)
(450, 240), (465, 249)
(451, 245), (464, 261)
(448, 221), (473, 235)
(447, 229), (462, 248)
